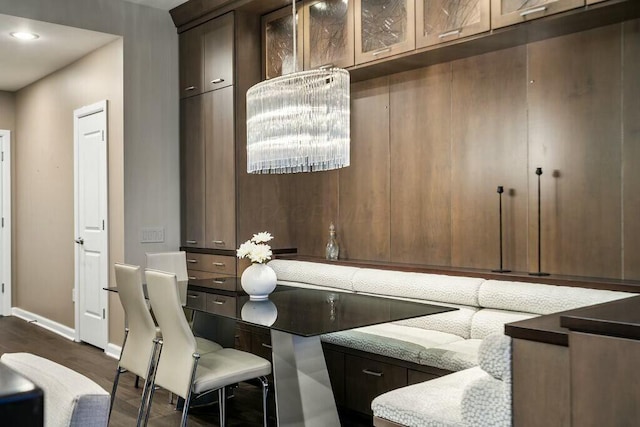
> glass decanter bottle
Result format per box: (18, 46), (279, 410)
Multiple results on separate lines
(325, 223), (339, 261)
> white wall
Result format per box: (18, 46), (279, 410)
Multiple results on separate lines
(0, 0), (181, 267)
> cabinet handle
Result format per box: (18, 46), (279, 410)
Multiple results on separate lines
(438, 29), (461, 39)
(261, 343), (272, 349)
(185, 86), (196, 91)
(372, 47), (391, 56)
(213, 279), (226, 284)
(211, 300), (225, 305)
(186, 240), (197, 244)
(362, 369), (383, 377)
(210, 78), (225, 84)
(187, 259), (198, 264)
(187, 294), (198, 299)
(188, 276), (197, 280)
(213, 262), (225, 267)
(212, 240), (225, 245)
(520, 6), (547, 16)
(319, 63), (335, 70)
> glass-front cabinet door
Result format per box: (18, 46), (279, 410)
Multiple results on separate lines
(416, 0), (489, 48)
(491, 0), (584, 29)
(304, 0), (355, 70)
(355, 0), (415, 64)
(263, 3), (304, 79)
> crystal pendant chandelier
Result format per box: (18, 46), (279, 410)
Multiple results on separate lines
(245, 1), (350, 174)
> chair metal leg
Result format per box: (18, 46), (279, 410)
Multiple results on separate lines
(135, 375), (140, 388)
(260, 376), (269, 427)
(180, 353), (201, 427)
(139, 338), (162, 427)
(109, 328), (130, 419)
(218, 387), (226, 427)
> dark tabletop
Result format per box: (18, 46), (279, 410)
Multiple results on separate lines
(560, 295), (640, 341)
(187, 285), (456, 337)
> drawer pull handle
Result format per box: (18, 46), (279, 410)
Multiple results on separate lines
(213, 279), (226, 284)
(212, 240), (225, 245)
(372, 47), (391, 56)
(362, 369), (383, 377)
(188, 276), (197, 280)
(438, 29), (461, 39)
(187, 294), (198, 299)
(211, 300), (225, 305)
(319, 63), (335, 70)
(520, 6), (546, 16)
(261, 343), (272, 349)
(186, 240), (197, 244)
(211, 78), (225, 84)
(187, 259), (197, 264)
(184, 86), (196, 91)
(213, 262), (225, 267)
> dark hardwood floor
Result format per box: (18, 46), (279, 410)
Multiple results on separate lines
(0, 316), (372, 426)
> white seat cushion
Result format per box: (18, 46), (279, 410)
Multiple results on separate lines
(322, 324), (463, 365)
(419, 339), (482, 372)
(195, 336), (223, 354)
(193, 348), (271, 394)
(372, 366), (488, 427)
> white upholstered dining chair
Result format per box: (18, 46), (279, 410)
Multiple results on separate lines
(145, 251), (190, 306)
(144, 269), (272, 427)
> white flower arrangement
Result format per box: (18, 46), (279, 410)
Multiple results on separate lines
(236, 231), (274, 264)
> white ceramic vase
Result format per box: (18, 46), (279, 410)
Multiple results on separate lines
(241, 263), (277, 300)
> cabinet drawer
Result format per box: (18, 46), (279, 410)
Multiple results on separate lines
(235, 325), (252, 352)
(185, 253), (236, 275)
(205, 294), (236, 317)
(345, 354), (407, 414)
(186, 290), (206, 310)
(187, 272), (239, 291)
(251, 331), (273, 362)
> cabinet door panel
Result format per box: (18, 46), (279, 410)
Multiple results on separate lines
(205, 87), (236, 250)
(181, 96), (205, 247)
(416, 0), (490, 48)
(304, 0), (355, 69)
(345, 354), (407, 414)
(263, 3), (304, 79)
(203, 12), (234, 91)
(355, 0), (415, 64)
(179, 25), (203, 98)
(491, 0), (584, 29)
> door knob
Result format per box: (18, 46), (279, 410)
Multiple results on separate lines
(75, 238), (84, 245)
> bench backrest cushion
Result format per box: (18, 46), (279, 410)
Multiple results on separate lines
(394, 305), (478, 339)
(268, 259), (358, 292)
(478, 280), (633, 315)
(352, 269), (483, 307)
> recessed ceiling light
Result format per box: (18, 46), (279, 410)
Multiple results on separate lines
(10, 31), (40, 41)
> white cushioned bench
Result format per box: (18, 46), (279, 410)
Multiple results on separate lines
(269, 259), (633, 374)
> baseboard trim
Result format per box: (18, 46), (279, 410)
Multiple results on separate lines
(105, 342), (122, 360)
(12, 307), (76, 341)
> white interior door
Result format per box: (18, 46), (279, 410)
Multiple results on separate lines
(0, 130), (10, 316)
(74, 101), (108, 349)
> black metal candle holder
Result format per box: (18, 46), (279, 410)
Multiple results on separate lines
(492, 186), (511, 273)
(530, 167), (550, 276)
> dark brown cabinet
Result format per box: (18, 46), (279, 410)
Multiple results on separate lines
(203, 12), (234, 91)
(262, 3), (304, 79)
(180, 95), (205, 247)
(303, 0), (355, 70)
(416, 0), (490, 48)
(345, 354), (407, 414)
(179, 25), (203, 98)
(491, 0), (584, 29)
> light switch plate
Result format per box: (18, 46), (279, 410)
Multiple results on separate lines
(140, 227), (165, 243)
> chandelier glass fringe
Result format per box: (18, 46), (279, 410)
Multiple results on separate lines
(246, 68), (350, 174)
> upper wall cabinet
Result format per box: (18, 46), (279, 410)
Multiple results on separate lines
(416, 0), (489, 48)
(586, 0), (607, 3)
(263, 3), (304, 79)
(179, 25), (203, 97)
(202, 12), (234, 91)
(355, 0), (415, 64)
(303, 0), (355, 69)
(491, 0), (584, 29)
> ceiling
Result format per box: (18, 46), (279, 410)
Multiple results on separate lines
(0, 0), (189, 93)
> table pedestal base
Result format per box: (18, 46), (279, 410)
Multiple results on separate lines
(271, 330), (340, 427)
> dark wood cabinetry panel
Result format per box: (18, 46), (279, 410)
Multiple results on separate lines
(389, 64), (452, 266)
(528, 25), (622, 278)
(339, 77), (390, 261)
(262, 3), (304, 79)
(491, 0), (584, 30)
(179, 25), (203, 98)
(623, 20), (640, 280)
(202, 12), (234, 91)
(181, 96), (205, 247)
(204, 87), (236, 250)
(291, 170), (339, 257)
(345, 354), (407, 414)
(303, 0), (355, 70)
(323, 347), (346, 406)
(416, 0), (490, 48)
(451, 46), (528, 271)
